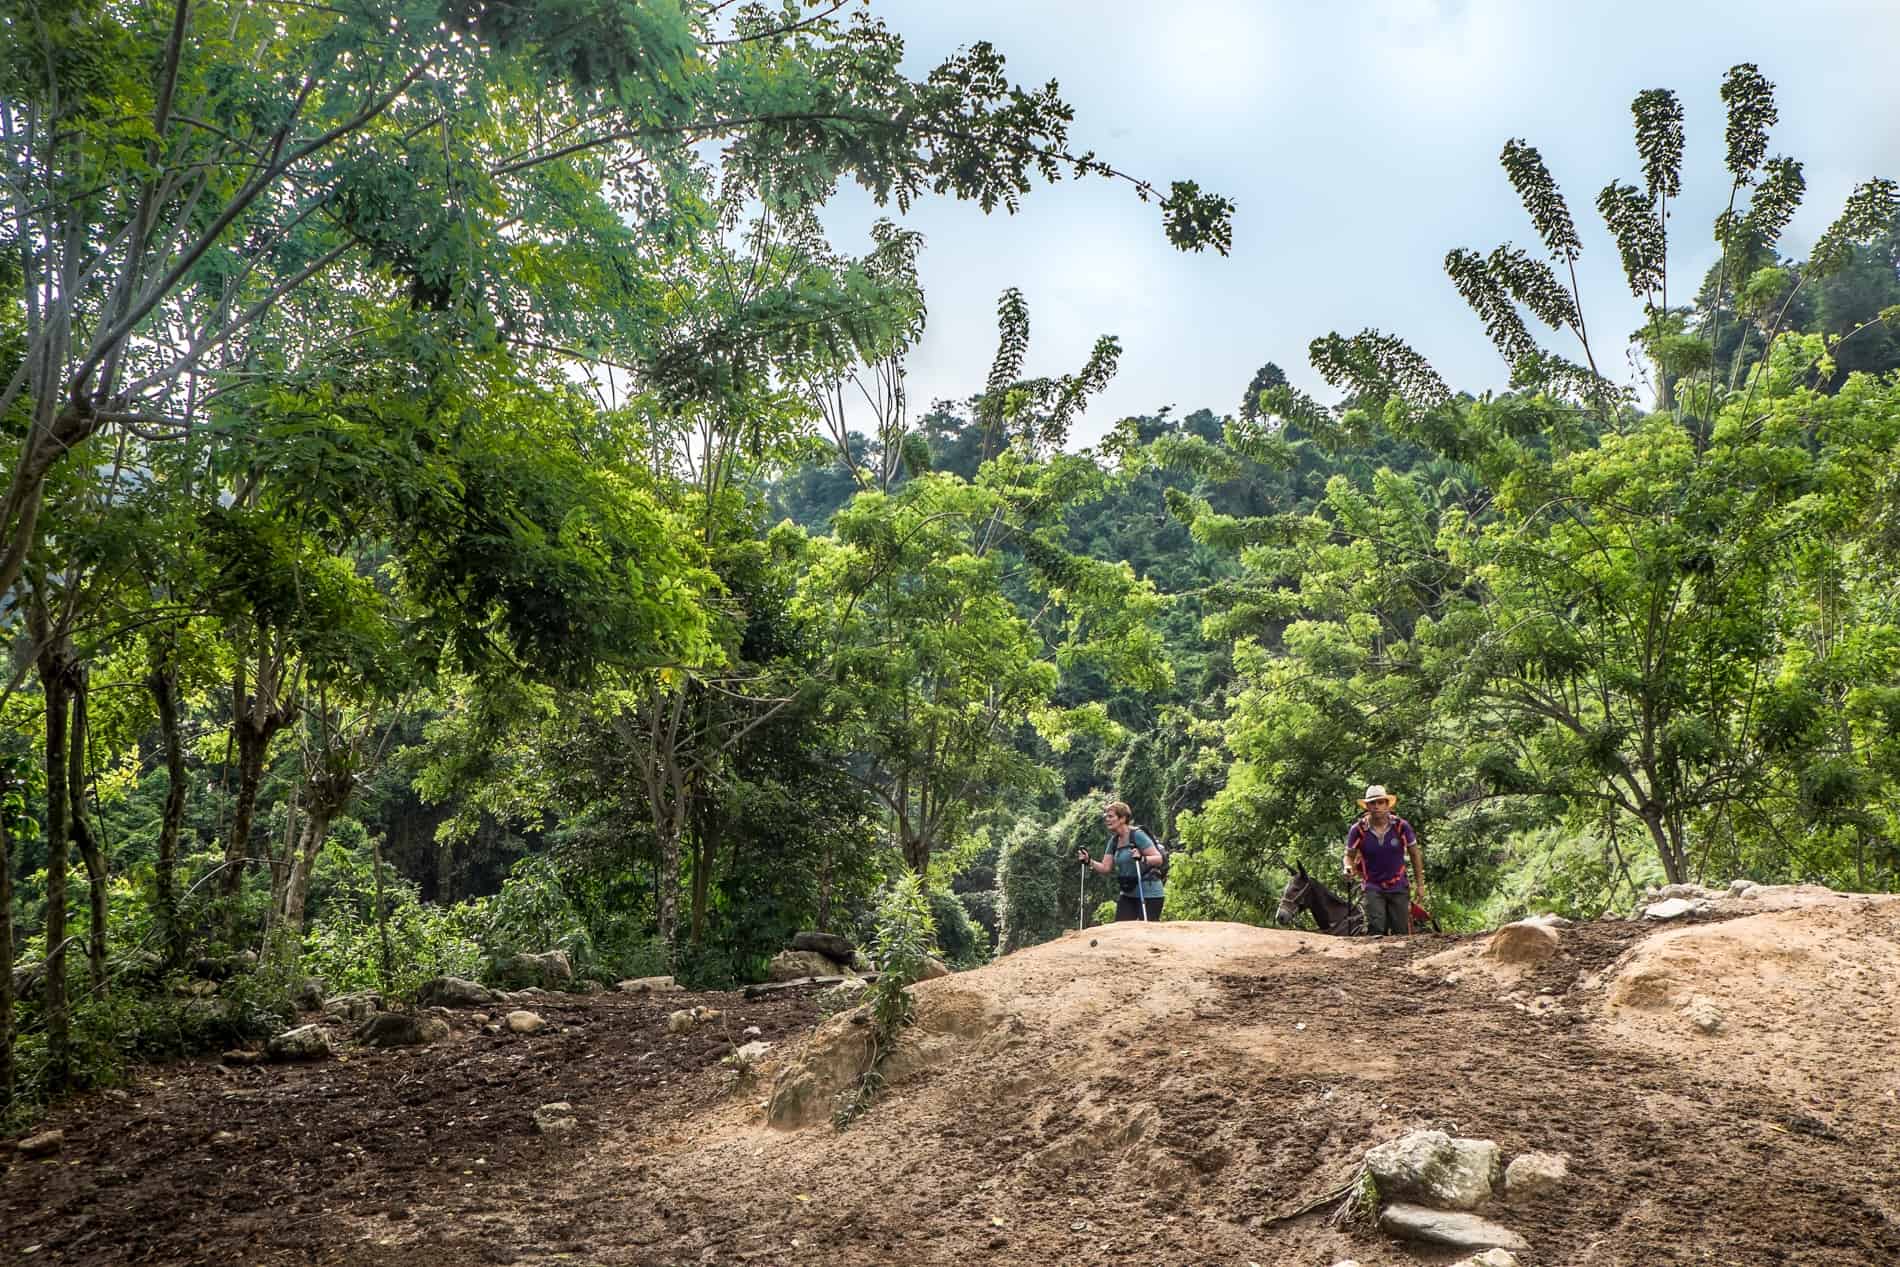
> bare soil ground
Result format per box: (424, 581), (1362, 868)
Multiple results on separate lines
(6, 891), (1899, 1266)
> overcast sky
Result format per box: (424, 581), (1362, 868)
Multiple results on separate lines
(817, 0), (1900, 445)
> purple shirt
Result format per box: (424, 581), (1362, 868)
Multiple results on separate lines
(1346, 815), (1416, 893)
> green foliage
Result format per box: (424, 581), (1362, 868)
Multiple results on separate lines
(301, 842), (489, 997)
(834, 872), (936, 1129)
(926, 887), (990, 968)
(1477, 826), (1664, 925)
(997, 796), (1118, 951)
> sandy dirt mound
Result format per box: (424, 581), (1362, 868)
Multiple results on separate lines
(7, 901), (1899, 1266)
(1600, 894), (1900, 1093)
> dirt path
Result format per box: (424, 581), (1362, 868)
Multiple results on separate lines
(1, 991), (821, 1265)
(7, 897), (1899, 1266)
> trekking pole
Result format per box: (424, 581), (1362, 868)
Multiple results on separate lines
(1135, 854), (1149, 923)
(1078, 858), (1087, 931)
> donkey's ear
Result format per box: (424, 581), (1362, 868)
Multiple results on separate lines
(1296, 859), (1308, 877)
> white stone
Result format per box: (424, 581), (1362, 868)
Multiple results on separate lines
(1683, 997), (1724, 1033)
(504, 1010), (546, 1034)
(266, 1023), (333, 1061)
(1365, 1130), (1502, 1210)
(616, 975), (679, 994)
(1379, 1203), (1528, 1251)
(1503, 1151), (1569, 1197)
(727, 1040), (773, 1069)
(766, 949), (844, 981)
(1450, 1252), (1520, 1267)
(1642, 897), (1695, 920)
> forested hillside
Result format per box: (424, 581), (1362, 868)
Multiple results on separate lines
(3, 0), (1897, 1148)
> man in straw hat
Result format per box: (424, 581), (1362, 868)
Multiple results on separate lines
(1342, 784), (1426, 935)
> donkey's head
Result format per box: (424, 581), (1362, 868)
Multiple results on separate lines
(1274, 860), (1312, 926)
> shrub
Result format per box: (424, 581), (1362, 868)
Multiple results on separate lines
(927, 886), (990, 967)
(833, 873), (936, 1129)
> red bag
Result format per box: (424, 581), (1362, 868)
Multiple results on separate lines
(1409, 899), (1440, 932)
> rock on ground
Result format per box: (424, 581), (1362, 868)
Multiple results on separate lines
(413, 976), (495, 1008)
(267, 1024), (333, 1062)
(357, 1012), (452, 1048)
(16, 1129), (63, 1157)
(1366, 1129), (1502, 1210)
(1450, 1252), (1520, 1267)
(323, 991), (385, 1022)
(533, 1102), (577, 1136)
(790, 930), (857, 964)
(766, 949), (847, 982)
(1682, 995), (1724, 1033)
(292, 978), (326, 1011)
(666, 1005), (723, 1035)
(816, 979), (869, 1012)
(1643, 897), (1697, 920)
(727, 1040), (773, 1070)
(504, 1010), (546, 1035)
(914, 956), (951, 981)
(1486, 920), (1561, 965)
(489, 951), (573, 991)
(1650, 883), (1724, 901)
(1379, 1203), (1528, 1251)
(1503, 1151), (1569, 1198)
(616, 975), (679, 994)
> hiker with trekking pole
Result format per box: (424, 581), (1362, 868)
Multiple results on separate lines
(1076, 799), (1166, 922)
(1343, 783), (1428, 935)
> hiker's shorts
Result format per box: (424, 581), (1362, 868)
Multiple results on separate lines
(1364, 890), (1410, 935)
(1115, 895), (1164, 922)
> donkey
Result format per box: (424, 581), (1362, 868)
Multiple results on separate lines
(1274, 860), (1366, 936)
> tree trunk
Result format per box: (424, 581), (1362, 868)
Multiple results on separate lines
(221, 647), (294, 900)
(1639, 809), (1684, 885)
(262, 787), (298, 954)
(435, 835), (454, 904)
(277, 808), (335, 948)
(635, 685), (692, 964)
(149, 656), (188, 967)
(272, 755), (356, 958)
(816, 838), (834, 933)
(68, 670), (108, 991)
(221, 712), (276, 898)
(372, 836), (394, 990)
(656, 818), (682, 955)
(689, 795), (722, 947)
(1, 766), (16, 1109)
(900, 821), (930, 877)
(36, 641), (72, 1092)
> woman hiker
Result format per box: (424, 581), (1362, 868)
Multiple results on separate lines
(1342, 783), (1426, 935)
(1076, 799), (1165, 921)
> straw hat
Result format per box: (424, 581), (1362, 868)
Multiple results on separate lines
(1356, 783), (1397, 809)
